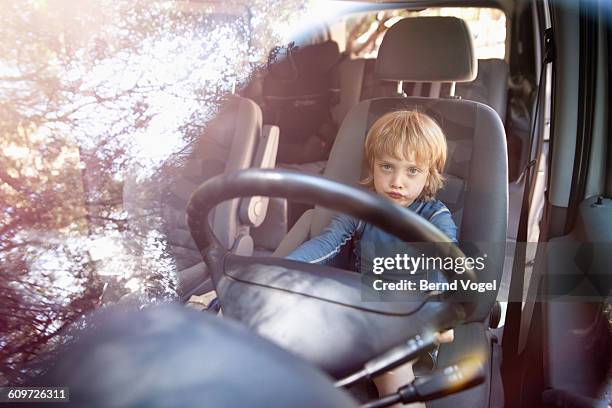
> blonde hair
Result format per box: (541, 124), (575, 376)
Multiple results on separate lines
(361, 110), (447, 201)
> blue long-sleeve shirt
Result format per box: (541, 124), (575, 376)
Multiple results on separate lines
(286, 199), (457, 273)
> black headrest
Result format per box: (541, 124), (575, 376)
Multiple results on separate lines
(268, 40), (340, 80)
(376, 17), (477, 82)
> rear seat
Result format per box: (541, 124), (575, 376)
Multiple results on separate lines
(456, 59), (509, 122)
(261, 40), (341, 165)
(333, 57), (509, 124)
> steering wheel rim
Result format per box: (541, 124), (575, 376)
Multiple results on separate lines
(186, 168), (476, 284)
(186, 169), (480, 377)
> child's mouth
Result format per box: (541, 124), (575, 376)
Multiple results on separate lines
(386, 191), (404, 200)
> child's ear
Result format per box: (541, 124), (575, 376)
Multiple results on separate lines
(359, 173), (372, 187)
(359, 163), (373, 185)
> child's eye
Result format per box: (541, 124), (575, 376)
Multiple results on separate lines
(380, 163), (392, 171)
(408, 167), (421, 176)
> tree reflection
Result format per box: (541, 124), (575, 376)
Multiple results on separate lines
(0, 0), (309, 384)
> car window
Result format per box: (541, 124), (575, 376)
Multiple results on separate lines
(341, 7), (507, 59)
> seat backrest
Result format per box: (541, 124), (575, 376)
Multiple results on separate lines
(315, 98), (507, 242)
(456, 58), (509, 122)
(122, 95), (277, 298)
(352, 57), (509, 122)
(262, 41), (341, 163)
(312, 16), (508, 322)
(162, 96), (277, 271)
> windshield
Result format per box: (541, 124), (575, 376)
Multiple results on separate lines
(0, 0), (330, 384)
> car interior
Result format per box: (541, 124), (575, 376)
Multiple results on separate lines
(176, 7), (518, 302)
(161, 0), (610, 407)
(4, 0), (611, 406)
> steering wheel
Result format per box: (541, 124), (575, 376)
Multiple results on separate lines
(187, 169), (476, 378)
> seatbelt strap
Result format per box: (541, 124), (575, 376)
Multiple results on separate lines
(515, 159), (537, 185)
(503, 26), (554, 365)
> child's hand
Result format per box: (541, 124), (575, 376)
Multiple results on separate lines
(435, 329), (454, 343)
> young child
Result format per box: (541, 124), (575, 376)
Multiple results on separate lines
(286, 109), (457, 269)
(286, 109), (457, 405)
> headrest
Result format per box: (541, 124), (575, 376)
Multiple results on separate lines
(375, 17), (477, 83)
(268, 41), (340, 80)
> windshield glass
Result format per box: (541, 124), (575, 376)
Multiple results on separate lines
(0, 0), (330, 384)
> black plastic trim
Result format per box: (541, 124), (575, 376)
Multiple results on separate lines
(565, 2), (598, 233)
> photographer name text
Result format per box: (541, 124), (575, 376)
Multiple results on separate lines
(372, 279), (497, 293)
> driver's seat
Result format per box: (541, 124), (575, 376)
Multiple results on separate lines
(274, 16), (508, 406)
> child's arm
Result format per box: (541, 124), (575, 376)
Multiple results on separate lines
(428, 203), (458, 243)
(285, 214), (361, 266)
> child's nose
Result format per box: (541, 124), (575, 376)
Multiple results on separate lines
(390, 173), (403, 189)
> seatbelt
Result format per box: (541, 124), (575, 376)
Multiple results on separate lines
(502, 26), (554, 387)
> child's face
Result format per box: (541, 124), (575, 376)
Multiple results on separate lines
(372, 152), (429, 207)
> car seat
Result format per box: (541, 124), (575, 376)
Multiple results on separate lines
(274, 16), (508, 407)
(456, 59), (509, 122)
(160, 95), (279, 299)
(343, 58), (509, 123)
(262, 40), (341, 164)
(261, 40), (342, 228)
